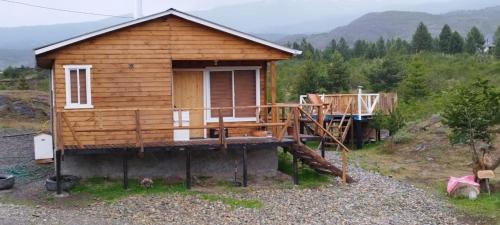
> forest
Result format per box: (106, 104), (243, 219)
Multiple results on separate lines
(278, 22), (500, 121)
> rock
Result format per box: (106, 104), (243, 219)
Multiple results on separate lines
(390, 165), (402, 173)
(426, 157), (433, 161)
(450, 184), (479, 200)
(429, 114), (441, 124)
(140, 178), (154, 189)
(11, 101), (34, 118)
(415, 143), (427, 152)
(0, 95), (11, 106)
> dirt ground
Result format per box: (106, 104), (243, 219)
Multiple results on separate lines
(350, 118), (500, 187)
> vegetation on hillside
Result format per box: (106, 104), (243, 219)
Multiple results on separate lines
(281, 22), (500, 122)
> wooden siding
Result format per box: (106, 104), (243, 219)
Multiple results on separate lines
(43, 15), (287, 147)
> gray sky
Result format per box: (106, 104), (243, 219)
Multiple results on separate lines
(0, 0), (498, 27)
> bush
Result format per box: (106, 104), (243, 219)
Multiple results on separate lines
(393, 130), (412, 144)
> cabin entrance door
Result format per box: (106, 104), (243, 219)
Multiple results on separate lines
(173, 70), (204, 138)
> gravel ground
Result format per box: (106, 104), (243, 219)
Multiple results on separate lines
(0, 130), (465, 224)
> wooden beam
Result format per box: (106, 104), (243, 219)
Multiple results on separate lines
(298, 108), (350, 152)
(56, 112), (64, 151)
(277, 111), (293, 142)
(270, 61), (278, 137)
(61, 113), (83, 149)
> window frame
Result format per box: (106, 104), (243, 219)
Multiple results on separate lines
(204, 66), (260, 123)
(63, 65), (93, 109)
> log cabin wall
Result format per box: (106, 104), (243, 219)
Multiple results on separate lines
(38, 15), (290, 147)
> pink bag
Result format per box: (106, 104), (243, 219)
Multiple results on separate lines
(447, 175), (480, 195)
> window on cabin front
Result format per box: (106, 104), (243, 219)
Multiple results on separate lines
(208, 69), (258, 121)
(64, 65), (92, 109)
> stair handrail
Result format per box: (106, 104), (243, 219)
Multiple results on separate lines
(298, 107), (350, 152)
(337, 98), (354, 131)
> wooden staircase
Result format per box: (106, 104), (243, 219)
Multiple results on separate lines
(281, 106), (354, 183)
(287, 144), (354, 183)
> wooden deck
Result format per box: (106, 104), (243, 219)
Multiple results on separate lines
(63, 137), (295, 155)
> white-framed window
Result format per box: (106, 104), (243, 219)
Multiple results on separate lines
(63, 65), (93, 109)
(204, 66), (260, 122)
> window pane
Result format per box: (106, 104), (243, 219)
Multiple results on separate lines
(210, 71), (233, 117)
(234, 70), (256, 117)
(69, 69), (78, 104)
(79, 69), (87, 104)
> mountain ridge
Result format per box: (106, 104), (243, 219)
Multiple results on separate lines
(279, 6), (500, 49)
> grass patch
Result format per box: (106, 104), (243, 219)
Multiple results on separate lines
(433, 182), (500, 224)
(201, 194), (263, 209)
(277, 149), (333, 188)
(450, 193), (500, 223)
(70, 177), (188, 201)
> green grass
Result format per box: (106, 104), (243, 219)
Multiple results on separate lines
(71, 177), (189, 201)
(450, 193), (500, 223)
(277, 148), (333, 188)
(433, 182), (500, 224)
(200, 194), (263, 209)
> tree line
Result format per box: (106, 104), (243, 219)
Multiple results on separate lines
(287, 23), (500, 61)
(278, 22), (500, 103)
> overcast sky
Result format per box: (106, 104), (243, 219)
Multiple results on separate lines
(0, 0), (499, 27)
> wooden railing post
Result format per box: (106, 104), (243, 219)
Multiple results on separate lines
(270, 61), (278, 137)
(317, 105), (324, 136)
(218, 109), (226, 149)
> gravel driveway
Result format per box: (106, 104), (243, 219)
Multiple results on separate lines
(0, 141), (465, 225)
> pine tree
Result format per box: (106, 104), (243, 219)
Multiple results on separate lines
(494, 25), (500, 58)
(411, 22), (433, 52)
(399, 56), (428, 101)
(365, 43), (378, 59)
(439, 24), (452, 53)
(337, 38), (351, 59)
(352, 40), (367, 58)
(17, 77), (30, 90)
(376, 37), (386, 57)
(366, 56), (405, 92)
(325, 52), (350, 92)
(465, 26), (485, 54)
(449, 31), (464, 54)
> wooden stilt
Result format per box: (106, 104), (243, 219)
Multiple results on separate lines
(123, 154), (128, 190)
(242, 146), (248, 187)
(186, 150), (192, 189)
(320, 140), (325, 158)
(341, 149), (347, 184)
(355, 120), (363, 149)
(56, 150), (62, 194)
(292, 145), (299, 185)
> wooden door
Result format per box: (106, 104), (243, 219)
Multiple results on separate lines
(173, 71), (204, 138)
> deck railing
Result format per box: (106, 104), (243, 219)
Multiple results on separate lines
(299, 88), (397, 117)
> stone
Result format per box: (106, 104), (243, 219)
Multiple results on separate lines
(429, 114), (441, 124)
(11, 101), (34, 118)
(415, 143), (427, 152)
(0, 95), (11, 106)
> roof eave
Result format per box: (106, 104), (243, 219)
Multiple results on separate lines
(34, 9), (301, 56)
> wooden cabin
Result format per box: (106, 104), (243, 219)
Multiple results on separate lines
(35, 9), (361, 193)
(35, 9), (301, 146)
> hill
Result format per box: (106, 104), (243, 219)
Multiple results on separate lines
(281, 6), (500, 49)
(0, 17), (129, 69)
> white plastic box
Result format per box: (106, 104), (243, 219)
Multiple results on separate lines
(34, 133), (53, 160)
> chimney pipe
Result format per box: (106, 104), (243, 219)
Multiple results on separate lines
(134, 0), (143, 19)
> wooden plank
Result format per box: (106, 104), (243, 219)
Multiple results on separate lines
(298, 107), (350, 152)
(61, 113), (83, 149)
